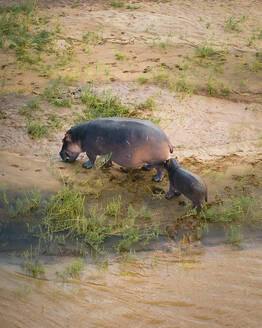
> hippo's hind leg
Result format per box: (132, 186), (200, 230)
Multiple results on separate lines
(192, 201), (202, 214)
(82, 152), (97, 169)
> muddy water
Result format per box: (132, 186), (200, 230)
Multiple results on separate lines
(0, 152), (261, 327)
(0, 240), (262, 328)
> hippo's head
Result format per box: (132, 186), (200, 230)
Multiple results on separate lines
(164, 158), (181, 171)
(60, 129), (82, 162)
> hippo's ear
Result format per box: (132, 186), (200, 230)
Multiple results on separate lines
(65, 133), (72, 142)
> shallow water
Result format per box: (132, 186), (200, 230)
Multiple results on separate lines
(0, 238), (261, 328)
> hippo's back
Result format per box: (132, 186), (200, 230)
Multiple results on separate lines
(76, 118), (172, 168)
(90, 118), (169, 139)
(175, 167), (207, 200)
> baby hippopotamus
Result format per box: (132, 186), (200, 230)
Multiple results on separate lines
(164, 158), (207, 213)
(60, 118), (173, 182)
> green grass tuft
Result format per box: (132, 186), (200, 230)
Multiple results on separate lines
(224, 16), (247, 32)
(137, 76), (148, 85)
(26, 119), (49, 139)
(43, 187), (163, 254)
(41, 77), (71, 107)
(21, 248), (45, 278)
(80, 85), (131, 120)
(56, 259), (85, 279)
(3, 190), (41, 218)
(110, 1), (124, 8)
(202, 194), (254, 224)
(44, 186), (86, 235)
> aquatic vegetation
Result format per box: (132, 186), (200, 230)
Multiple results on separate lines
(226, 224), (243, 247)
(43, 187), (162, 254)
(56, 258), (85, 279)
(202, 194), (254, 224)
(44, 187), (86, 235)
(105, 195), (122, 218)
(2, 190), (41, 218)
(21, 249), (45, 278)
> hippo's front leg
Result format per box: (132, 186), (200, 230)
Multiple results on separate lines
(153, 166), (165, 182)
(165, 169), (181, 199)
(165, 180), (182, 199)
(82, 152), (97, 169)
(141, 164), (152, 171)
(68, 154), (79, 163)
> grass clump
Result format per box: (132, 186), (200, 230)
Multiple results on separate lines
(115, 52), (125, 60)
(137, 97), (156, 111)
(27, 98), (40, 110)
(153, 73), (169, 87)
(43, 187), (163, 254)
(47, 113), (64, 130)
(202, 194), (254, 224)
(116, 205), (161, 253)
(247, 59), (262, 72)
(82, 31), (100, 45)
(41, 77), (71, 107)
(80, 85), (131, 121)
(224, 16), (247, 32)
(105, 195), (122, 218)
(151, 37), (171, 52)
(26, 119), (49, 139)
(195, 43), (221, 58)
(56, 259), (85, 279)
(0, 1), (74, 70)
(226, 224), (243, 247)
(173, 77), (195, 95)
(44, 186), (86, 235)
(110, 1), (124, 8)
(2, 190), (41, 218)
(137, 76), (148, 85)
(0, 109), (7, 119)
(19, 98), (41, 118)
(207, 77), (231, 97)
(21, 249), (45, 278)
(126, 4), (140, 10)
(0, 2), (56, 65)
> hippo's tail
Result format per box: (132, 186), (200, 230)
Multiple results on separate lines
(169, 143), (173, 153)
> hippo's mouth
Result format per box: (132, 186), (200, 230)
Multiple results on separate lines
(60, 149), (79, 162)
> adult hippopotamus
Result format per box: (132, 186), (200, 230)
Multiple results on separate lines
(164, 158), (207, 213)
(60, 118), (173, 182)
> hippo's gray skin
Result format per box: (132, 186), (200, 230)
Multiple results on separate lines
(164, 158), (207, 213)
(60, 118), (173, 182)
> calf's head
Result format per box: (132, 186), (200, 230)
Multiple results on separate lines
(164, 158), (180, 171)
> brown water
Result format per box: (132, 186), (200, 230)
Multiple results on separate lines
(0, 239), (261, 328)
